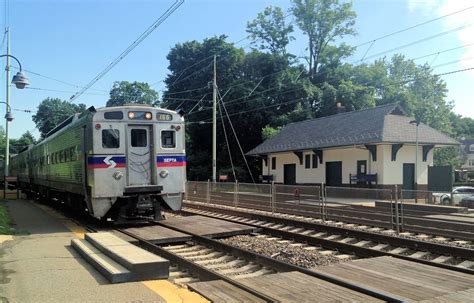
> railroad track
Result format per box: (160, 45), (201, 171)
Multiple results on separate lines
(117, 224), (404, 302)
(181, 202), (474, 275)
(189, 194), (474, 241)
(183, 200), (474, 248)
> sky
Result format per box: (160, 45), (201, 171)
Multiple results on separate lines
(1, 0), (473, 139)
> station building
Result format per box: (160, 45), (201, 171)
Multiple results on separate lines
(246, 103), (458, 191)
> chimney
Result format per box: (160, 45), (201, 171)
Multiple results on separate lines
(336, 102), (346, 114)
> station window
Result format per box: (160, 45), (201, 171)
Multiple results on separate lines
(131, 129), (148, 147)
(271, 157), (276, 170)
(305, 154), (311, 169)
(312, 154), (318, 168)
(102, 129), (120, 148)
(161, 130), (175, 148)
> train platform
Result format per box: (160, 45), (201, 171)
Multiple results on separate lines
(0, 199), (207, 303)
(318, 256), (474, 302)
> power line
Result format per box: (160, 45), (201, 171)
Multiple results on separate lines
(22, 86), (108, 96)
(436, 66), (474, 76)
(11, 66), (109, 93)
(362, 24), (472, 62)
(69, 0), (184, 102)
(431, 57), (474, 69)
(354, 4), (474, 48)
(196, 66), (474, 122)
(412, 43), (474, 61)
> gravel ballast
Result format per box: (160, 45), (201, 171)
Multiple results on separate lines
(219, 234), (349, 268)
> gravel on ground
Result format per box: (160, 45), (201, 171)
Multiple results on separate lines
(219, 234), (349, 268)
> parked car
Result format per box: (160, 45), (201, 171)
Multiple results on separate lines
(434, 187), (474, 205)
(459, 195), (474, 208)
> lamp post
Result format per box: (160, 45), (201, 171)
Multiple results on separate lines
(410, 120), (420, 202)
(1, 51), (30, 193)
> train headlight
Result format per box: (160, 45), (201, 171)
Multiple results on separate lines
(159, 170), (169, 178)
(113, 171), (123, 180)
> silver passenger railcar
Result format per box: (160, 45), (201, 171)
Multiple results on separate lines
(10, 105), (186, 223)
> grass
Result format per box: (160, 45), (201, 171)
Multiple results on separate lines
(0, 202), (13, 235)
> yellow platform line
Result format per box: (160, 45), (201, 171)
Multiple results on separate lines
(143, 280), (209, 303)
(34, 201), (208, 302)
(34, 202), (86, 239)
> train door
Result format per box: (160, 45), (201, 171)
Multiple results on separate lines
(127, 125), (153, 186)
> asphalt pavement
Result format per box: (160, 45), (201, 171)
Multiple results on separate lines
(0, 199), (205, 303)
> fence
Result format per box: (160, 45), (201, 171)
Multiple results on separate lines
(185, 181), (422, 234)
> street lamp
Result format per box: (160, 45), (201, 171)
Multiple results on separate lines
(1, 54), (29, 194)
(410, 120), (420, 202)
(0, 102), (13, 121)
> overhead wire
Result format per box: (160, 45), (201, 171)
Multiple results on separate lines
(218, 89), (256, 183)
(354, 4), (474, 48)
(196, 66), (474, 123)
(69, 0), (184, 102)
(217, 96), (237, 181)
(362, 24), (472, 61)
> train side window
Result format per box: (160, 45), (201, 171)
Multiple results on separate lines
(65, 149), (70, 162)
(59, 151), (64, 163)
(161, 130), (175, 148)
(131, 129), (147, 147)
(102, 129), (120, 148)
(70, 147), (76, 160)
(47, 155), (50, 165)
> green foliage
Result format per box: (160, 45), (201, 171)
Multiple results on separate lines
(0, 203), (13, 234)
(450, 112), (474, 139)
(434, 147), (462, 168)
(161, 2), (469, 182)
(262, 125), (282, 140)
(291, 0), (356, 78)
(106, 81), (158, 107)
(246, 6), (294, 56)
(9, 131), (37, 154)
(32, 98), (86, 138)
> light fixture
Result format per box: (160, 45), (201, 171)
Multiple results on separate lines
(4, 112), (13, 122)
(11, 71), (30, 89)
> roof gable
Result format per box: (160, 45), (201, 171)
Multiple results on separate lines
(247, 103), (458, 156)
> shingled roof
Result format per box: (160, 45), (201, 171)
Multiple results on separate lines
(246, 103), (458, 156)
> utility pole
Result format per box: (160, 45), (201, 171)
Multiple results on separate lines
(4, 26), (10, 189)
(212, 55), (217, 183)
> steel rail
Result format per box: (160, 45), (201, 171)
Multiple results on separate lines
(117, 228), (278, 303)
(190, 193), (474, 240)
(153, 221), (406, 303)
(181, 205), (474, 274)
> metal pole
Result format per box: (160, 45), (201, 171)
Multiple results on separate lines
(4, 27), (10, 194)
(415, 123), (418, 203)
(394, 184), (400, 235)
(212, 55), (217, 183)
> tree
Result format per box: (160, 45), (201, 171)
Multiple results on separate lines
(32, 98), (86, 138)
(106, 81), (158, 107)
(9, 131), (37, 154)
(291, 0), (356, 79)
(246, 6), (294, 56)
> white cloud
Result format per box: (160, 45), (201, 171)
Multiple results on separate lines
(437, 1), (474, 71)
(407, 0), (474, 117)
(407, 0), (474, 71)
(407, 0), (439, 14)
